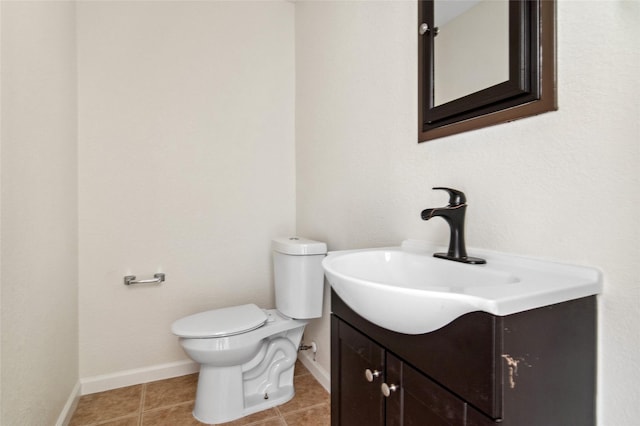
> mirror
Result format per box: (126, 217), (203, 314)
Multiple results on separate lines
(418, 0), (556, 142)
(434, 0), (509, 106)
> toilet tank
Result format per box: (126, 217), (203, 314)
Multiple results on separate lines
(272, 237), (327, 319)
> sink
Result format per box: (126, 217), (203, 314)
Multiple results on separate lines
(322, 240), (602, 334)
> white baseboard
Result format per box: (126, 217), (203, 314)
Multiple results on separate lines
(80, 359), (199, 395)
(298, 351), (330, 393)
(55, 381), (81, 426)
(78, 355), (327, 398)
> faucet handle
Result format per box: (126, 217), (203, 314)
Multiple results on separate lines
(432, 187), (466, 206)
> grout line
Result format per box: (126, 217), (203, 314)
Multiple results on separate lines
(274, 406), (283, 417)
(241, 415), (283, 426)
(90, 414), (140, 426)
(142, 399), (195, 414)
(279, 401), (329, 417)
(138, 383), (146, 426)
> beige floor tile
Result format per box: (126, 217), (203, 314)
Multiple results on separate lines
(282, 403), (330, 426)
(70, 367), (328, 426)
(98, 415), (141, 426)
(294, 360), (309, 377)
(254, 418), (286, 426)
(141, 402), (202, 426)
(276, 374), (329, 415)
(217, 408), (280, 425)
(143, 373), (198, 411)
(70, 385), (143, 425)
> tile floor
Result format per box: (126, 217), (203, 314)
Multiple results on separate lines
(70, 361), (329, 426)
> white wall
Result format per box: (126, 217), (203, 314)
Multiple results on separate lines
(296, 1), (640, 425)
(0, 1), (78, 424)
(77, 1), (296, 378)
(1, 1), (637, 424)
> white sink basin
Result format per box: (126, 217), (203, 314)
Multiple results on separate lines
(323, 240), (602, 334)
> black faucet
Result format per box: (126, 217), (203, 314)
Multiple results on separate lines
(421, 187), (486, 264)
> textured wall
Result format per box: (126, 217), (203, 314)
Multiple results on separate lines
(295, 1), (640, 425)
(77, 1), (295, 377)
(0, 1), (78, 423)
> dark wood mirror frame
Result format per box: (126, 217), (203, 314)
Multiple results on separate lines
(418, 0), (556, 142)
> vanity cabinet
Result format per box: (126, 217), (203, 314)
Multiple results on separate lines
(331, 290), (596, 426)
(332, 316), (492, 426)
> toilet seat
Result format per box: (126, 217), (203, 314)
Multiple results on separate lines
(171, 304), (267, 338)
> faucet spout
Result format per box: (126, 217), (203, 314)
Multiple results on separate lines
(421, 188), (485, 265)
(421, 204), (465, 221)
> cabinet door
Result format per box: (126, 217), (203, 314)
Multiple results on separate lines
(386, 353), (467, 426)
(331, 316), (385, 426)
(332, 290), (500, 418)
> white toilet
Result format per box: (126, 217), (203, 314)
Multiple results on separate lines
(171, 237), (327, 424)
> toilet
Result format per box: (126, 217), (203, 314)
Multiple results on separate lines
(171, 237), (327, 424)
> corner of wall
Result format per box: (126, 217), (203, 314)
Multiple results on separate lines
(298, 352), (330, 393)
(55, 381), (81, 426)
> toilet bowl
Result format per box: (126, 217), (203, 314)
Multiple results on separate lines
(171, 237), (326, 424)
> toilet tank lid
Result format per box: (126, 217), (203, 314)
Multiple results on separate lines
(272, 237), (327, 255)
(171, 304), (267, 338)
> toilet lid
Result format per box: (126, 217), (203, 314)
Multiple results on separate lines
(171, 304), (268, 338)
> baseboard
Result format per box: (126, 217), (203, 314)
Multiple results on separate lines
(80, 359), (199, 395)
(298, 351), (331, 393)
(79, 355), (326, 397)
(55, 381), (81, 426)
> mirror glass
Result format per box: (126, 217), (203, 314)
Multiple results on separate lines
(418, 0), (557, 142)
(434, 0), (509, 106)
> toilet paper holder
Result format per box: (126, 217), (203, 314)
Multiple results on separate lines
(124, 273), (165, 286)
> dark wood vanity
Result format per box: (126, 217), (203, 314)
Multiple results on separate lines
(331, 290), (596, 425)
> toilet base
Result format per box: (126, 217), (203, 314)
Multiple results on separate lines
(189, 314), (306, 424)
(193, 385), (295, 425)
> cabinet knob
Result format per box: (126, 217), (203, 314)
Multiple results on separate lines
(365, 369), (381, 382)
(418, 22), (439, 37)
(381, 383), (398, 397)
